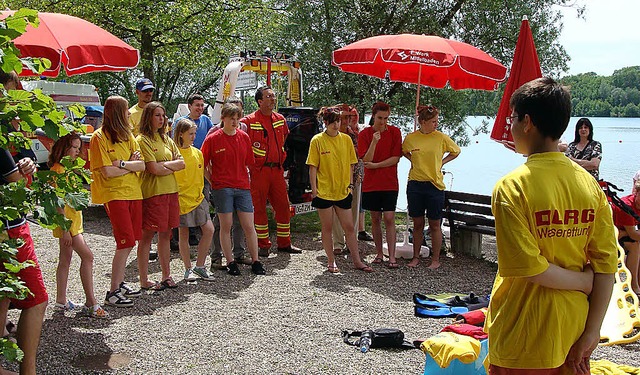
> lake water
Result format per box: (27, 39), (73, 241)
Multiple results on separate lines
(394, 116), (640, 211)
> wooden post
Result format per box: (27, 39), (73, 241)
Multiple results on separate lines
(451, 229), (483, 259)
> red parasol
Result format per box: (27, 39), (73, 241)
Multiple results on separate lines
(490, 16), (543, 150)
(332, 34), (507, 90)
(1, 11), (139, 77)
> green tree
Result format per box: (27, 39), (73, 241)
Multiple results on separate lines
(623, 103), (639, 117)
(267, 0), (573, 143)
(612, 66), (640, 90)
(0, 9), (88, 364)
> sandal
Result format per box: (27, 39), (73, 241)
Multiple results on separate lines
(372, 257), (384, 264)
(327, 265), (340, 273)
(355, 264), (374, 273)
(141, 281), (165, 291)
(386, 262), (399, 269)
(160, 277), (178, 289)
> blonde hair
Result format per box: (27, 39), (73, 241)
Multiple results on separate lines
(173, 118), (197, 147)
(139, 101), (167, 140)
(221, 103), (242, 120)
(102, 96), (131, 143)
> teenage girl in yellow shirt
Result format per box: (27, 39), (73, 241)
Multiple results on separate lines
(50, 133), (107, 318)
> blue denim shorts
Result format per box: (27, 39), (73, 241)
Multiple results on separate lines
(211, 188), (254, 214)
(407, 180), (445, 220)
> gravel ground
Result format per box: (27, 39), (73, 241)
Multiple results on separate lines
(4, 205), (640, 374)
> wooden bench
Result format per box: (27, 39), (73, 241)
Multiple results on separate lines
(444, 191), (495, 259)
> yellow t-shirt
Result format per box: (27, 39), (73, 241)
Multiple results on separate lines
(51, 163), (83, 237)
(306, 132), (357, 201)
(89, 128), (143, 204)
(128, 104), (144, 136)
(136, 133), (181, 199)
(402, 130), (460, 190)
(485, 152), (618, 370)
(174, 146), (205, 215)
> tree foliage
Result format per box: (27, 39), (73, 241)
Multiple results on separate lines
(0, 8), (88, 363)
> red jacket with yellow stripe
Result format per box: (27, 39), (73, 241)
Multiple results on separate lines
(241, 110), (289, 168)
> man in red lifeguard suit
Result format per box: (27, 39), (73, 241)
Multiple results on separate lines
(242, 86), (301, 256)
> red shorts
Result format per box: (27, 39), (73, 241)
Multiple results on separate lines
(104, 200), (142, 250)
(489, 365), (564, 375)
(142, 193), (179, 232)
(5, 223), (48, 309)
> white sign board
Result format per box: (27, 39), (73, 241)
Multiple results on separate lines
(236, 71), (258, 91)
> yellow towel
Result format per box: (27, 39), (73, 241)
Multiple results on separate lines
(420, 332), (481, 368)
(590, 359), (640, 374)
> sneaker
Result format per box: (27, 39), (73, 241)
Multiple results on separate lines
(81, 304), (109, 319)
(277, 245), (302, 254)
(184, 269), (197, 282)
(358, 231), (374, 241)
(104, 290), (133, 308)
(251, 261), (266, 275)
(258, 248), (270, 257)
(54, 300), (80, 311)
(227, 261), (241, 276)
(119, 282), (141, 298)
(234, 256), (253, 265)
(193, 266), (215, 281)
(210, 257), (225, 272)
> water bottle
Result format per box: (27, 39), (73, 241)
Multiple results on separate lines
(359, 330), (373, 353)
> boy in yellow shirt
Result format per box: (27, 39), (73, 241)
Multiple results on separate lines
(485, 77), (618, 375)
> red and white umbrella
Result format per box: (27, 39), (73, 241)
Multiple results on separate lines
(1, 11), (139, 77)
(490, 16), (543, 150)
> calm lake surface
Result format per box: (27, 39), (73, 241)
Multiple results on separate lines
(394, 116), (640, 211)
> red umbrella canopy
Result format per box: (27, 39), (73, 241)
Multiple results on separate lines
(1, 11), (139, 77)
(332, 34), (507, 90)
(490, 17), (543, 150)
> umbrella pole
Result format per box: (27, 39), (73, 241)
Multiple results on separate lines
(414, 65), (422, 131)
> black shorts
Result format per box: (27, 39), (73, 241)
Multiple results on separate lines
(407, 180), (445, 220)
(362, 191), (398, 212)
(312, 194), (352, 210)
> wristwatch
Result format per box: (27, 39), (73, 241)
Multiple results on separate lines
(119, 160), (126, 169)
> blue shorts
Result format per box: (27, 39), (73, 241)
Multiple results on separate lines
(407, 181), (445, 220)
(211, 188), (254, 214)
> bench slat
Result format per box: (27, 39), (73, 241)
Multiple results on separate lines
(446, 191), (492, 205)
(447, 202), (493, 216)
(457, 225), (496, 236)
(448, 212), (495, 227)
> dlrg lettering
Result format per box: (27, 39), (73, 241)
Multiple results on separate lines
(535, 209), (595, 226)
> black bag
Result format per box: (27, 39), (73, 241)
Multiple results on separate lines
(342, 328), (415, 349)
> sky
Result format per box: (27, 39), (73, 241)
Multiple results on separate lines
(556, 0), (640, 76)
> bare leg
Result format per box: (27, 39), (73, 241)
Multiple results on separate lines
(218, 212), (235, 263)
(178, 227), (192, 270)
(0, 300), (9, 337)
(55, 238), (73, 305)
(370, 211), (384, 259)
(72, 234), (97, 306)
(16, 300), (46, 375)
(317, 207), (337, 269)
(383, 211), (397, 264)
(237, 211), (259, 262)
(137, 229), (155, 286)
(409, 216), (425, 267)
(157, 231), (172, 280)
(110, 247), (132, 292)
(196, 220), (214, 267)
(427, 218), (442, 269)
(625, 242), (640, 293)
(335, 206), (369, 270)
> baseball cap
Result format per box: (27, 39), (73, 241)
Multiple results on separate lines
(135, 78), (155, 91)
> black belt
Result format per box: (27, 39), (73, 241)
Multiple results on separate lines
(263, 162), (281, 168)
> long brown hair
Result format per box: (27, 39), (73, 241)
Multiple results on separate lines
(102, 96), (131, 143)
(48, 132), (81, 168)
(139, 101), (167, 140)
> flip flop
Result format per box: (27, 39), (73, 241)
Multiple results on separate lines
(355, 265), (374, 273)
(141, 281), (165, 291)
(327, 265), (340, 273)
(160, 277), (178, 289)
(386, 261), (399, 269)
(372, 257), (384, 264)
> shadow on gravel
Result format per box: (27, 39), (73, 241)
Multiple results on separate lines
(310, 251), (497, 303)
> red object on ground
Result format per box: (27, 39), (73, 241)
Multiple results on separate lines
(1, 11), (139, 77)
(332, 34), (506, 90)
(490, 16), (543, 151)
